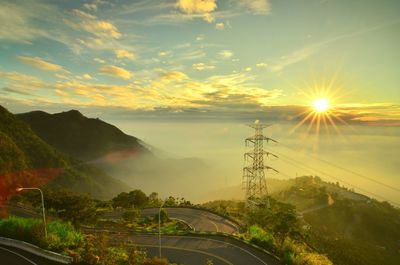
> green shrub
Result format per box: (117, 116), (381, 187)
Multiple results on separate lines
(248, 225), (275, 252)
(0, 216), (82, 252)
(0, 216), (43, 245)
(47, 220), (83, 251)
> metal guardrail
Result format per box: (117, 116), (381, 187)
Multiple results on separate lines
(0, 237), (72, 264)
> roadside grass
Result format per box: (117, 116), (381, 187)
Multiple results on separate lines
(0, 215), (82, 253)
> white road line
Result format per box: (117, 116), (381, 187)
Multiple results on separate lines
(0, 246), (38, 265)
(136, 234), (269, 265)
(209, 220), (220, 232)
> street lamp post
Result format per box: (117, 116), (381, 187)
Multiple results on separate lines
(16, 187), (47, 238)
(158, 199), (166, 258)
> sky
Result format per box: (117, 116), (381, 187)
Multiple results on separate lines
(0, 0), (399, 203)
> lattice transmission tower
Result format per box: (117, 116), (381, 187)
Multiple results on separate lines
(243, 121), (278, 207)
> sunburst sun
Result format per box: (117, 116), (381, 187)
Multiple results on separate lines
(287, 74), (350, 143)
(312, 98), (330, 113)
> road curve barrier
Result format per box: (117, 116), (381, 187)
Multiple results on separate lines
(0, 237), (73, 264)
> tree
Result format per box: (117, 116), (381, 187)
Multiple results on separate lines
(128, 190), (148, 208)
(112, 190), (148, 209)
(128, 246), (147, 265)
(154, 209), (169, 224)
(246, 197), (302, 246)
(43, 189), (97, 226)
(164, 196), (176, 206)
(112, 192), (131, 208)
(122, 209), (141, 222)
(148, 192), (161, 206)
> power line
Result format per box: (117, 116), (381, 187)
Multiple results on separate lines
(275, 143), (400, 193)
(274, 151), (400, 207)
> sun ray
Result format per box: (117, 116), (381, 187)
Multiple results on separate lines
(288, 73), (353, 145)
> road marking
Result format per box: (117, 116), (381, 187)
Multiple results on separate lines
(0, 246), (38, 265)
(136, 244), (234, 265)
(170, 218), (195, 231)
(210, 220), (220, 232)
(136, 234), (269, 265)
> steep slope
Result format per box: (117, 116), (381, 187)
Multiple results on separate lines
(0, 105), (130, 200)
(273, 176), (400, 265)
(16, 109), (217, 201)
(17, 110), (148, 161)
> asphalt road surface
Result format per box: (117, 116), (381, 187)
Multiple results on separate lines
(0, 245), (64, 265)
(141, 208), (239, 234)
(125, 233), (280, 265)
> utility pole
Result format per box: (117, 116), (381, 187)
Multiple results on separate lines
(243, 121), (278, 208)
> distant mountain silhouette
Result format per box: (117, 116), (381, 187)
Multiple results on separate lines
(17, 110), (148, 161)
(0, 105), (130, 200)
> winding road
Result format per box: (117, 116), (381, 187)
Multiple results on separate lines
(141, 207), (239, 234)
(6, 204), (280, 264)
(0, 245), (63, 265)
(131, 234), (279, 265)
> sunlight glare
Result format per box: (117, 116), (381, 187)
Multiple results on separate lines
(312, 98), (330, 113)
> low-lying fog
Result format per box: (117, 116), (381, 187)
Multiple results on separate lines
(105, 119), (400, 205)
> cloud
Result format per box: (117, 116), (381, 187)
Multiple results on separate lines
(158, 51), (172, 57)
(176, 0), (217, 23)
(268, 21), (400, 73)
(115, 49), (136, 60)
(83, 0), (108, 11)
(238, 0), (271, 15)
(192, 63), (216, 71)
(17, 56), (66, 72)
(219, 50), (234, 59)
(94, 58), (106, 64)
(76, 74), (93, 80)
(215, 22), (225, 30)
(256, 62), (268, 68)
(1, 87), (33, 96)
(196, 35), (205, 41)
(98, 65), (132, 80)
(65, 9), (121, 39)
(176, 0), (217, 14)
(269, 46), (317, 72)
(2, 69), (399, 127)
(160, 71), (188, 82)
(0, 1), (62, 44)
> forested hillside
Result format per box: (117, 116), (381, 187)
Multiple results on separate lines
(17, 110), (148, 161)
(0, 105), (130, 201)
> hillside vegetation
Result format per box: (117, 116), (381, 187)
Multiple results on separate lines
(203, 176), (400, 265)
(0, 105), (129, 201)
(17, 110), (147, 161)
(275, 176), (400, 265)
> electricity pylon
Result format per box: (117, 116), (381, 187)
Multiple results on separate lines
(243, 121), (278, 208)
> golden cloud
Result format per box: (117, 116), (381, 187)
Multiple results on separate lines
(66, 9), (121, 39)
(192, 63), (216, 71)
(160, 71), (188, 82)
(176, 0), (217, 22)
(115, 49), (136, 60)
(17, 56), (66, 72)
(219, 50), (234, 59)
(176, 0), (217, 14)
(215, 22), (225, 30)
(0, 71), (45, 88)
(256, 62), (268, 68)
(98, 65), (132, 80)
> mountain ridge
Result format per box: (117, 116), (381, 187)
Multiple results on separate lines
(17, 109), (149, 161)
(0, 105), (130, 200)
